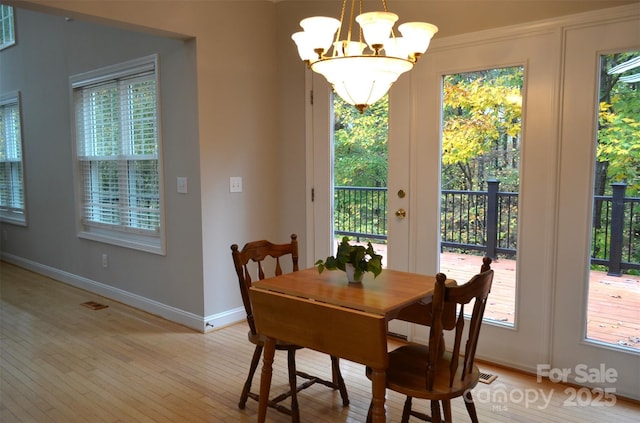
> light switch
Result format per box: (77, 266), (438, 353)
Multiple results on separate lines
(230, 176), (243, 193)
(177, 177), (188, 194)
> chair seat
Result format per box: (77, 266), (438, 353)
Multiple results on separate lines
(369, 344), (480, 401)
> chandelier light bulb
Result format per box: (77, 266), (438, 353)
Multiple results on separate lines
(299, 16), (341, 57)
(383, 36), (409, 60)
(333, 40), (366, 57)
(355, 12), (398, 53)
(292, 31), (317, 62)
(398, 22), (438, 59)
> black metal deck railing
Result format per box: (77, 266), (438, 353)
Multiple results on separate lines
(440, 179), (517, 259)
(334, 186), (388, 241)
(591, 182), (640, 275)
(334, 181), (640, 275)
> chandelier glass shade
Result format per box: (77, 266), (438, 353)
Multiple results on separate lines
(292, 0), (438, 113)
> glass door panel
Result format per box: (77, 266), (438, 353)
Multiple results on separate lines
(331, 94), (389, 265)
(311, 72), (412, 337)
(587, 50), (640, 350)
(439, 66), (523, 326)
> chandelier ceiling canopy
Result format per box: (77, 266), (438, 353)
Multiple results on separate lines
(292, 0), (438, 113)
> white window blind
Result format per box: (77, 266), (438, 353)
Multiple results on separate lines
(0, 5), (15, 50)
(72, 56), (164, 253)
(0, 93), (26, 225)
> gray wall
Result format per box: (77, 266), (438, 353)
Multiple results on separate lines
(0, 8), (205, 320)
(2, 1), (284, 332)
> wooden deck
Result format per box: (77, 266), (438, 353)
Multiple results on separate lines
(363, 242), (640, 351)
(440, 251), (640, 351)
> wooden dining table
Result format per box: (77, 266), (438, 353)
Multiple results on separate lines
(249, 267), (446, 423)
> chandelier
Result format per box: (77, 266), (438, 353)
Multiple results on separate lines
(292, 0), (438, 113)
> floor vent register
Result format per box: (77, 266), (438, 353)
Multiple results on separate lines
(478, 372), (497, 384)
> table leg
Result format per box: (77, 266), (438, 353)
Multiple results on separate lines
(257, 337), (275, 423)
(370, 367), (387, 423)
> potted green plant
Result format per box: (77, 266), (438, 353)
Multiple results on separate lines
(315, 236), (383, 283)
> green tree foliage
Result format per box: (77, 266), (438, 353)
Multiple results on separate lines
(597, 52), (640, 196)
(441, 67), (523, 191)
(333, 94), (388, 187)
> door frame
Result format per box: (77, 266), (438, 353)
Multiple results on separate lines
(305, 70), (333, 266)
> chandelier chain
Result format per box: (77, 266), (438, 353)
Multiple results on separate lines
(335, 0), (348, 54)
(381, 0), (397, 40)
(358, 0), (364, 45)
(334, 0), (366, 57)
(347, 0), (355, 46)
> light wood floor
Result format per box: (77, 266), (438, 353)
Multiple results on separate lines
(1, 261), (639, 422)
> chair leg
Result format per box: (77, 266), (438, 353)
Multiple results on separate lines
(464, 391), (479, 423)
(366, 400), (373, 423)
(330, 356), (350, 406)
(287, 350), (300, 423)
(442, 399), (452, 422)
(239, 344), (263, 409)
(430, 399), (442, 423)
(401, 397), (412, 423)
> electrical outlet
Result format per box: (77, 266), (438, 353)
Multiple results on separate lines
(102, 254), (108, 268)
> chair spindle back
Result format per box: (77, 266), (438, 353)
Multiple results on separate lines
(428, 257), (494, 390)
(231, 234), (299, 335)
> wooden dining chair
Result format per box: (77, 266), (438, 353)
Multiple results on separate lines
(231, 234), (349, 422)
(366, 257), (494, 423)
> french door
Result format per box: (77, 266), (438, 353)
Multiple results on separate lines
(553, 17), (639, 400)
(308, 8), (639, 400)
(408, 29), (559, 366)
(308, 70), (413, 268)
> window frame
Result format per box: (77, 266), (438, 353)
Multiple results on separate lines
(70, 55), (166, 255)
(0, 5), (16, 50)
(0, 91), (27, 225)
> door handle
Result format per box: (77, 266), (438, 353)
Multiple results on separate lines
(395, 208), (407, 219)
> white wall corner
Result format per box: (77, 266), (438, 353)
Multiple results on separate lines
(204, 307), (246, 333)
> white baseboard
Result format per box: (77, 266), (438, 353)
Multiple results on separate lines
(1, 253), (245, 333)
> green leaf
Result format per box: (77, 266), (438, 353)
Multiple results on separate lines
(314, 237), (384, 278)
